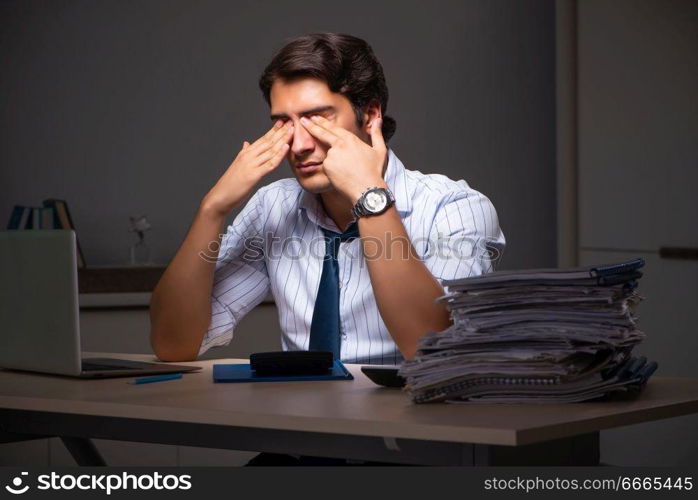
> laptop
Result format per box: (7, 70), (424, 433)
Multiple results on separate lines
(0, 230), (201, 378)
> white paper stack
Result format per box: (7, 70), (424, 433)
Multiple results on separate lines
(399, 258), (658, 404)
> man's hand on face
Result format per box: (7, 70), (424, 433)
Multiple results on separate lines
(299, 115), (388, 204)
(202, 120), (294, 217)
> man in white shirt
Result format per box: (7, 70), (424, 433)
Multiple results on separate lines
(150, 31), (505, 365)
(149, 31), (505, 466)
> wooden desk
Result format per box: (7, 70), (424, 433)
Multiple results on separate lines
(1, 352), (697, 466)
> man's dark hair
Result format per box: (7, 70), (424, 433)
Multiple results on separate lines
(259, 32), (396, 142)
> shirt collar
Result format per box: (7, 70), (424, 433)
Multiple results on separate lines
(383, 148), (413, 214)
(298, 148), (414, 227)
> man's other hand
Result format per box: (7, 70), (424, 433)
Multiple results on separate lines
(299, 115), (388, 204)
(202, 120), (293, 216)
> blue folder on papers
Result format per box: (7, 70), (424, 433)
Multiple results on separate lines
(213, 360), (354, 383)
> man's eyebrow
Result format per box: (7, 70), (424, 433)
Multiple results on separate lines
(269, 105), (335, 121)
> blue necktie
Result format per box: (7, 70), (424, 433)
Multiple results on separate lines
(308, 222), (360, 359)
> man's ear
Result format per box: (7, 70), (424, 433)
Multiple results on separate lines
(362, 99), (382, 134)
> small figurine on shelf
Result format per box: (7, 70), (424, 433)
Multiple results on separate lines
(128, 215), (152, 266)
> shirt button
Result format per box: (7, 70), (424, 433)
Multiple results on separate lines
(338, 282), (343, 289)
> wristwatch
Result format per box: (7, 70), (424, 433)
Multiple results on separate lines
(351, 186), (395, 219)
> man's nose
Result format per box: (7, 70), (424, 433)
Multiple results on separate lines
(290, 120), (315, 156)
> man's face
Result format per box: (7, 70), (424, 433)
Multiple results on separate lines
(269, 77), (368, 194)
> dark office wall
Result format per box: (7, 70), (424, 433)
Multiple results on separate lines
(0, 0), (556, 269)
(577, 0), (698, 467)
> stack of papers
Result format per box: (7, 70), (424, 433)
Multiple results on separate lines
(399, 258), (658, 404)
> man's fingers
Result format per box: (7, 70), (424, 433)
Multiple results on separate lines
(370, 117), (386, 151)
(242, 141), (250, 150)
(300, 116), (338, 146)
(248, 121), (293, 155)
(248, 120), (285, 150)
(256, 137), (290, 166)
(266, 122), (294, 150)
(251, 121), (287, 150)
(262, 142), (290, 171)
(308, 115), (354, 140)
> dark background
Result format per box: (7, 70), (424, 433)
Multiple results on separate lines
(0, 0), (556, 269)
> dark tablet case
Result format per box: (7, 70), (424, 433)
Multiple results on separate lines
(212, 360), (354, 383)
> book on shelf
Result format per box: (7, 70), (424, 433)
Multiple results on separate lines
(6, 206), (30, 230)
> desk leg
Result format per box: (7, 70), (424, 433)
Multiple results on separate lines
(473, 432), (600, 466)
(60, 437), (107, 466)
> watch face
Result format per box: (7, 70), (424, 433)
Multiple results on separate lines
(364, 189), (388, 212)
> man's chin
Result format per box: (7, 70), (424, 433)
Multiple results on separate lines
(294, 173), (333, 194)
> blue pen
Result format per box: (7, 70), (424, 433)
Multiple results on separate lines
(129, 373), (183, 385)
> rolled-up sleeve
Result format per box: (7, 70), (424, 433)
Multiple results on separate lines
(198, 189), (271, 357)
(423, 186), (506, 283)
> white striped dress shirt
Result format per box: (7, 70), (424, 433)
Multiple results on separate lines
(199, 149), (506, 364)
